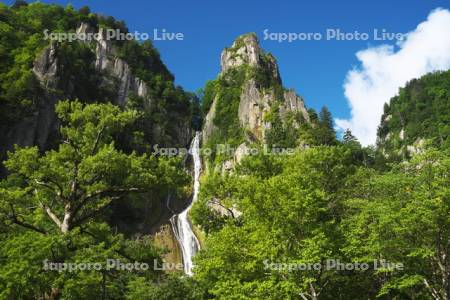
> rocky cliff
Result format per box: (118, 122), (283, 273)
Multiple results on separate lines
(78, 24), (150, 106)
(202, 33), (310, 170)
(0, 22), (192, 176)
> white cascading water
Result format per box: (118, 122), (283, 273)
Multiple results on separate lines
(170, 132), (201, 276)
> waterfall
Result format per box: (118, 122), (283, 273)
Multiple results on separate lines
(170, 132), (201, 276)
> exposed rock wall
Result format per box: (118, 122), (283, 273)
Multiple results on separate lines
(0, 44), (60, 176)
(202, 33), (310, 149)
(221, 34), (261, 73)
(0, 23), (191, 176)
(92, 26), (150, 106)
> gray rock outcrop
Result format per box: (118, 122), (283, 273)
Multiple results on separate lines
(93, 27), (150, 106)
(202, 33), (310, 168)
(0, 22), (190, 176)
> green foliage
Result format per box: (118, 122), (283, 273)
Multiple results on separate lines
(12, 0), (28, 9)
(0, 101), (190, 298)
(265, 105), (340, 148)
(117, 40), (174, 85)
(57, 42), (117, 104)
(200, 80), (218, 117)
(249, 55), (282, 98)
(202, 66), (249, 165)
(235, 148), (283, 178)
(378, 70), (450, 154)
(342, 148), (450, 298)
(316, 106), (338, 145)
(1, 4), (448, 299)
(0, 2), (98, 123)
(265, 109), (300, 148)
(193, 147), (360, 298)
(193, 143), (450, 298)
(342, 128), (357, 144)
(191, 174), (234, 234)
(126, 275), (205, 300)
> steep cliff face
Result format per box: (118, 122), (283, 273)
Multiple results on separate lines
(202, 33), (310, 170)
(237, 80), (310, 141)
(1, 22), (153, 153)
(0, 44), (59, 176)
(0, 22), (192, 176)
(84, 25), (150, 106)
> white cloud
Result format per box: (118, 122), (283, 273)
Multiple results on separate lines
(335, 8), (450, 146)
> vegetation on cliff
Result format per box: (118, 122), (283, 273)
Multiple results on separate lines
(377, 70), (450, 157)
(0, 1), (199, 148)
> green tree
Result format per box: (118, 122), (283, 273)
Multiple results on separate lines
(315, 106), (337, 145)
(3, 100), (187, 234)
(343, 149), (450, 299)
(193, 147), (358, 299)
(0, 100), (189, 298)
(126, 275), (203, 300)
(342, 129), (357, 144)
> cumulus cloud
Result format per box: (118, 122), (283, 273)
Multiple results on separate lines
(335, 8), (450, 146)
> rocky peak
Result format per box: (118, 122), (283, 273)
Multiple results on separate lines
(220, 33), (281, 83)
(221, 33), (260, 72)
(202, 33), (311, 172)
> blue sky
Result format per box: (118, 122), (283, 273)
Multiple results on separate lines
(4, 0), (449, 124)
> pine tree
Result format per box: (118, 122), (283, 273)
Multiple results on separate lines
(316, 106), (337, 145)
(343, 128), (358, 144)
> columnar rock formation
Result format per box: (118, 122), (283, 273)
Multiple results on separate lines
(202, 33), (310, 167)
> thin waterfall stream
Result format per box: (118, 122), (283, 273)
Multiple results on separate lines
(170, 132), (202, 276)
